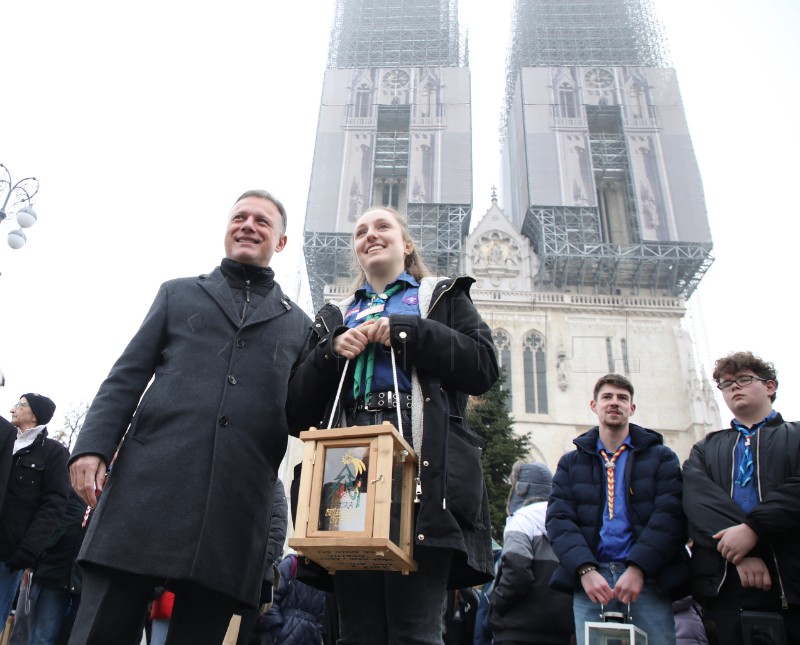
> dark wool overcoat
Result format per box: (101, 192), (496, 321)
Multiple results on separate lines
(71, 266), (310, 606)
(287, 276), (499, 589)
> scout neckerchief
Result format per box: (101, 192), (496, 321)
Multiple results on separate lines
(352, 282), (404, 399)
(601, 444), (627, 519)
(732, 418), (769, 488)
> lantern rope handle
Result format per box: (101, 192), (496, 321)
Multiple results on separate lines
(325, 347), (403, 439)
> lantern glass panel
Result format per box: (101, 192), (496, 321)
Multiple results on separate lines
(317, 444), (371, 532)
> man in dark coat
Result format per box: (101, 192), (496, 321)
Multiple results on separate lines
(546, 374), (687, 645)
(0, 416), (14, 515)
(67, 190), (311, 645)
(683, 351), (800, 644)
(0, 393), (69, 626)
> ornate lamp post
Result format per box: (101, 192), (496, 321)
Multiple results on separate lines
(0, 163), (40, 249)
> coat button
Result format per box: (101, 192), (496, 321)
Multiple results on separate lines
(417, 533), (425, 541)
(423, 460), (429, 467)
(315, 323), (322, 328)
(218, 416), (229, 427)
(425, 397), (430, 403)
(236, 338), (246, 348)
(399, 331), (407, 339)
(228, 375), (237, 385)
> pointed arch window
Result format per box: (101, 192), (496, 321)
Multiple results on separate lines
(355, 83), (372, 118)
(492, 329), (512, 411)
(523, 331), (548, 414)
(558, 82), (578, 119)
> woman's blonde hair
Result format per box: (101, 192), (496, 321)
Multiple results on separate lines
(347, 206), (432, 293)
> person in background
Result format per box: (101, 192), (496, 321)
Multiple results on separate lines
(0, 394), (69, 627)
(489, 461), (573, 645)
(472, 539), (501, 645)
(260, 552), (326, 645)
(67, 190), (311, 645)
(683, 352), (800, 644)
(546, 374), (688, 645)
(236, 479), (288, 645)
(287, 206), (499, 644)
(9, 489), (88, 645)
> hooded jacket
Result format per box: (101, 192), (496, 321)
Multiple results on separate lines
(546, 424), (689, 596)
(287, 276), (499, 589)
(489, 501), (574, 643)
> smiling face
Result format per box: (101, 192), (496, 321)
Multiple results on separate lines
(224, 196), (287, 268)
(591, 384), (635, 432)
(353, 209), (413, 283)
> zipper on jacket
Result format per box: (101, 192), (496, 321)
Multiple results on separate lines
(770, 545), (789, 610)
(717, 438), (738, 596)
(415, 403), (424, 504)
(755, 435), (788, 609)
(427, 280), (458, 317)
(240, 280), (251, 324)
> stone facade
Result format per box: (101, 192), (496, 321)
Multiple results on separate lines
(466, 200), (720, 468)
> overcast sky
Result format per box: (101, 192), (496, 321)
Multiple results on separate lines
(1, 0), (798, 432)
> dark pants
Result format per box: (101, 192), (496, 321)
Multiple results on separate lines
(334, 545), (452, 645)
(67, 566), (238, 645)
(707, 572), (800, 645)
(333, 407), (450, 645)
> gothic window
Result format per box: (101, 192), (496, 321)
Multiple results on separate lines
(559, 82), (578, 119)
(523, 331), (548, 414)
(621, 338), (630, 374)
(355, 84), (372, 118)
(492, 329), (512, 411)
(420, 82), (437, 118)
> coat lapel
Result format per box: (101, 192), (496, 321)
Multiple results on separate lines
(198, 268), (240, 327)
(198, 266), (295, 329)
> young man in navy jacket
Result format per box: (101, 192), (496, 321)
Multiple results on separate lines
(547, 374), (688, 645)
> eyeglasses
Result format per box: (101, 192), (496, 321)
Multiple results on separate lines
(717, 375), (768, 392)
(11, 401), (30, 409)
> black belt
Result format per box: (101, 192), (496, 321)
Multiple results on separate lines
(348, 391), (412, 413)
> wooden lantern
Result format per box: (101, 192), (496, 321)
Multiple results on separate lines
(289, 421), (418, 574)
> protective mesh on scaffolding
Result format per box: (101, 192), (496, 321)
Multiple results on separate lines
(328, 0), (465, 69)
(521, 207), (713, 297)
(502, 0), (670, 134)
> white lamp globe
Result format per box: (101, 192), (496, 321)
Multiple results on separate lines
(7, 229), (26, 249)
(15, 206), (37, 228)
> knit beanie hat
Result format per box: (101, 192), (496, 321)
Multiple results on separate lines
(21, 393), (56, 425)
(507, 461), (553, 515)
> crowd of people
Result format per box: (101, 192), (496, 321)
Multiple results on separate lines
(0, 191), (796, 645)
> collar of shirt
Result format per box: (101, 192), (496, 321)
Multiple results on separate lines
(595, 434), (633, 455)
(355, 271), (419, 297)
(730, 409), (778, 433)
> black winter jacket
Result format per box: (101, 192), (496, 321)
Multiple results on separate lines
(546, 424), (689, 596)
(287, 276), (499, 589)
(682, 414), (800, 605)
(0, 418), (15, 516)
(0, 429), (69, 571)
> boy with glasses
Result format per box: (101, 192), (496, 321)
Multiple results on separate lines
(683, 351), (800, 643)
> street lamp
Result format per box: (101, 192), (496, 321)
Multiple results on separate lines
(0, 163), (40, 250)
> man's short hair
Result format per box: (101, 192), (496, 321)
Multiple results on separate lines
(713, 351), (778, 402)
(232, 190), (287, 234)
(593, 373), (634, 400)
